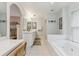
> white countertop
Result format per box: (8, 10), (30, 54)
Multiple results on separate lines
(23, 29), (37, 34)
(0, 39), (24, 56)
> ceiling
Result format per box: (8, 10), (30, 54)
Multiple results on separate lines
(19, 2), (71, 18)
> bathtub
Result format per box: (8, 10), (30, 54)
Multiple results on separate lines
(47, 35), (79, 56)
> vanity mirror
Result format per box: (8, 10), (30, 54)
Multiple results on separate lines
(32, 22), (37, 29)
(26, 22), (37, 31)
(27, 22), (31, 31)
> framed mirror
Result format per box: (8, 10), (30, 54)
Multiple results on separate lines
(27, 22), (31, 31)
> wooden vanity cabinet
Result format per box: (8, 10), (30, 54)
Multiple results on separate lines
(8, 42), (26, 56)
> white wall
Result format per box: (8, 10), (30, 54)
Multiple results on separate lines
(59, 3), (79, 43)
(47, 13), (57, 34)
(47, 9), (63, 34)
(55, 9), (63, 34)
(59, 3), (79, 42)
(62, 7), (70, 39)
(68, 3), (79, 43)
(0, 3), (7, 37)
(10, 4), (21, 16)
(47, 5), (72, 41)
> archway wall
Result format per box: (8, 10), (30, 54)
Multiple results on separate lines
(7, 2), (25, 39)
(10, 4), (21, 16)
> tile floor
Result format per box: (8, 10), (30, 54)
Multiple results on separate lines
(25, 36), (57, 56)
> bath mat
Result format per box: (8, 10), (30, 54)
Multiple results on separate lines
(33, 38), (41, 45)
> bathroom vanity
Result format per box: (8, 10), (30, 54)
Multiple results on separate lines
(0, 40), (26, 56)
(23, 30), (36, 48)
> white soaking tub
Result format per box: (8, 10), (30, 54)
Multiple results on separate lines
(47, 35), (79, 56)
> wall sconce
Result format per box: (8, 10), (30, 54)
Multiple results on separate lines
(0, 20), (6, 23)
(48, 20), (56, 23)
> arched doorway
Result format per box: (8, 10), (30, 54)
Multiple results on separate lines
(10, 4), (22, 39)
